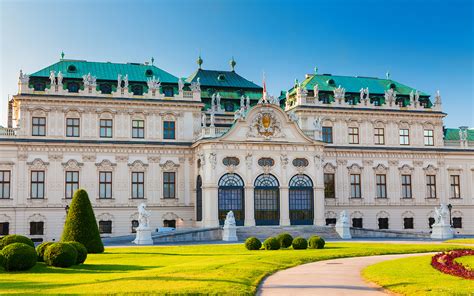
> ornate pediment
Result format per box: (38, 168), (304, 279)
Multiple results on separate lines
(128, 160), (149, 171)
(398, 164), (414, 174)
(27, 158), (49, 170)
(423, 164), (438, 174)
(95, 159), (116, 171)
(62, 159), (84, 170)
(373, 163), (389, 174)
(247, 110), (284, 139)
(323, 162), (337, 174)
(160, 160), (179, 171)
(347, 163), (363, 174)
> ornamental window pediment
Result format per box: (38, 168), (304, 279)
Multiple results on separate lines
(398, 164), (414, 174)
(97, 213), (114, 221)
(31, 108), (49, 117)
(402, 211), (415, 219)
(27, 158), (49, 170)
(323, 162), (337, 174)
(28, 213), (46, 223)
(97, 110), (115, 119)
(373, 163), (389, 174)
(397, 121), (411, 129)
(95, 159), (116, 171)
(160, 160), (179, 172)
(351, 211), (363, 219)
(128, 160), (149, 171)
(347, 163), (363, 174)
(423, 164), (438, 174)
(61, 159), (83, 171)
(376, 211), (390, 219)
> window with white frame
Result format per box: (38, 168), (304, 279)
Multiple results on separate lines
(399, 129), (410, 145)
(374, 127), (385, 145)
(132, 120), (145, 139)
(350, 174), (361, 198)
(99, 171), (112, 199)
(66, 118), (80, 137)
(424, 129), (434, 146)
(426, 175), (436, 198)
(375, 174), (387, 198)
(348, 127), (359, 144)
(401, 174), (412, 198)
(65, 171), (79, 199)
(100, 119), (113, 138)
(450, 175), (461, 198)
(32, 117), (46, 136)
(0, 171), (11, 199)
(131, 172), (144, 199)
(31, 171), (45, 199)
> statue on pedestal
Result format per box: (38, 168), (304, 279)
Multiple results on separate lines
(132, 203), (153, 245)
(431, 203), (454, 240)
(222, 211), (238, 241)
(335, 210), (352, 239)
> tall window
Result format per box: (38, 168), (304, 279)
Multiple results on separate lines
(348, 127), (359, 144)
(378, 218), (389, 229)
(32, 117), (46, 136)
(450, 175), (461, 199)
(401, 175), (412, 198)
(66, 118), (80, 137)
(99, 172), (112, 199)
(375, 174), (387, 198)
(453, 217), (462, 228)
(131, 220), (139, 233)
(31, 171), (45, 199)
(424, 130), (434, 146)
(399, 129), (410, 145)
(132, 120), (145, 139)
(0, 222), (9, 235)
(163, 121), (175, 139)
(374, 128), (385, 145)
(322, 127), (333, 143)
(403, 217), (414, 229)
(30, 221), (44, 235)
(426, 175), (436, 199)
(65, 171), (79, 199)
(324, 173), (335, 198)
(99, 220), (112, 234)
(350, 174), (361, 198)
(163, 172), (176, 199)
(428, 217), (435, 228)
(100, 119), (113, 138)
(131, 172), (144, 199)
(0, 171), (11, 199)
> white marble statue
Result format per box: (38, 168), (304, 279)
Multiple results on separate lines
(57, 71), (63, 85)
(222, 211), (238, 241)
(211, 93), (216, 111)
(190, 78), (201, 92)
(133, 203), (153, 245)
(313, 84), (319, 100)
(49, 71), (56, 86)
(201, 113), (207, 128)
(414, 90), (420, 102)
(82, 73), (97, 87)
(333, 85), (345, 101)
(431, 203), (454, 240)
(434, 203), (450, 226)
(313, 117), (322, 132)
(117, 74), (122, 88)
(359, 88), (365, 101)
(246, 96), (250, 109)
(19, 70), (29, 84)
(434, 90), (441, 106)
(216, 93), (221, 108)
(178, 78), (184, 93)
(123, 74), (129, 89)
(335, 210), (352, 239)
(210, 112), (215, 127)
(147, 76), (161, 92)
(384, 88), (397, 106)
(138, 203), (151, 228)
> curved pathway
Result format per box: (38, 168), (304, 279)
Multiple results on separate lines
(258, 253), (433, 296)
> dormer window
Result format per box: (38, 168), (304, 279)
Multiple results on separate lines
(132, 85), (143, 96)
(327, 79), (335, 86)
(67, 65), (77, 73)
(388, 83), (396, 89)
(217, 74), (226, 81)
(145, 69), (153, 77)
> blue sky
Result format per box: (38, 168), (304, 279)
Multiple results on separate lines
(1, 0), (472, 127)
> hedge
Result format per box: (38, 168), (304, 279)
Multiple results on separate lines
(44, 242), (78, 268)
(276, 233), (293, 248)
(292, 237), (308, 250)
(36, 242), (54, 262)
(1, 243), (37, 271)
(0, 234), (34, 250)
(65, 241), (88, 264)
(263, 237), (280, 250)
(244, 237), (262, 250)
(308, 235), (325, 249)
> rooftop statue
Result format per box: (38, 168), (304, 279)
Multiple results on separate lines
(19, 70), (30, 84)
(124, 74), (129, 88)
(333, 85), (345, 100)
(57, 71), (63, 85)
(117, 74), (122, 88)
(147, 76), (161, 91)
(178, 78), (184, 93)
(384, 88), (397, 106)
(49, 71), (56, 86)
(313, 84), (319, 100)
(201, 113), (207, 128)
(240, 96), (245, 109)
(246, 95), (250, 109)
(82, 73), (97, 87)
(434, 90), (442, 106)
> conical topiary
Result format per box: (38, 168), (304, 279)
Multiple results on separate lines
(61, 189), (104, 253)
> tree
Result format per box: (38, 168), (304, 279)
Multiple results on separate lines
(61, 189), (104, 253)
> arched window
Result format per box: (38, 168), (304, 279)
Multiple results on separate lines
(218, 173), (245, 226)
(254, 174), (279, 225)
(196, 175), (202, 221)
(289, 175), (314, 225)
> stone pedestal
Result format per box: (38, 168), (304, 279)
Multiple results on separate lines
(133, 226), (153, 245)
(222, 225), (238, 242)
(335, 223), (352, 239)
(431, 224), (454, 240)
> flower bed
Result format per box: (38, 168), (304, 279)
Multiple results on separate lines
(431, 249), (474, 280)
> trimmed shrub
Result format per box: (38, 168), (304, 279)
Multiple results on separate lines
(308, 235), (325, 249)
(65, 241), (88, 264)
(263, 237), (280, 250)
(292, 237), (308, 250)
(0, 252), (4, 268)
(244, 237), (262, 250)
(44, 242), (78, 268)
(36, 242), (54, 262)
(0, 234), (34, 250)
(1, 243), (37, 271)
(276, 233), (293, 249)
(61, 189), (104, 253)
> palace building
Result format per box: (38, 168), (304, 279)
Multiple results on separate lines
(0, 56), (472, 241)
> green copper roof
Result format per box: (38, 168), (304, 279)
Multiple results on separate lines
(186, 69), (261, 89)
(290, 74), (430, 97)
(30, 59), (179, 83)
(444, 128), (474, 141)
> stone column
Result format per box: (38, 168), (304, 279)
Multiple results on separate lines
(279, 186), (290, 226)
(178, 157), (185, 205)
(244, 153), (255, 226)
(413, 161), (424, 202)
(314, 155), (326, 226)
(202, 152), (219, 227)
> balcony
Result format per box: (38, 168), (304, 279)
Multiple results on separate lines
(0, 127), (18, 137)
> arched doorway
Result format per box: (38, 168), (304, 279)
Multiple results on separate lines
(289, 174), (314, 225)
(218, 173), (245, 226)
(254, 174), (280, 225)
(196, 175), (202, 221)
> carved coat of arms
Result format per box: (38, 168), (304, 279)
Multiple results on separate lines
(247, 111), (284, 139)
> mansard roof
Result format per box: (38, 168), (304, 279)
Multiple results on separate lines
(290, 74), (430, 97)
(444, 128), (474, 141)
(186, 69), (262, 90)
(30, 59), (179, 83)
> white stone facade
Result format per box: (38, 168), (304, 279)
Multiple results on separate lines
(0, 73), (473, 242)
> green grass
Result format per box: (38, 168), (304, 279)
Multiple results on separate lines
(445, 238), (474, 244)
(455, 255), (474, 271)
(363, 254), (474, 296)
(0, 242), (469, 295)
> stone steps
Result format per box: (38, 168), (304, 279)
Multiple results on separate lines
(237, 225), (340, 240)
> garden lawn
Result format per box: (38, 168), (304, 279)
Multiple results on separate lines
(363, 254), (474, 296)
(0, 242), (470, 295)
(444, 238), (474, 244)
(455, 255), (474, 271)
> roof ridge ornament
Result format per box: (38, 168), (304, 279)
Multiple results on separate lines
(61, 51), (65, 60)
(386, 71), (390, 79)
(230, 57), (236, 72)
(197, 55), (203, 69)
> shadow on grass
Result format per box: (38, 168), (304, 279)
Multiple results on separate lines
(105, 251), (253, 257)
(0, 262), (159, 274)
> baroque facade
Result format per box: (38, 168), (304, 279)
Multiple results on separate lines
(0, 57), (472, 241)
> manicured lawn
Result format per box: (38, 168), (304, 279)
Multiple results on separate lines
(363, 254), (474, 295)
(0, 242), (470, 295)
(445, 238), (474, 244)
(455, 255), (474, 270)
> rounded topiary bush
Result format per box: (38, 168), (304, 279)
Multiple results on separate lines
(308, 235), (325, 249)
(292, 237), (308, 250)
(1, 243), (37, 271)
(0, 234), (34, 250)
(65, 241), (88, 264)
(244, 237), (262, 250)
(36, 242), (54, 262)
(263, 237), (280, 250)
(61, 189), (104, 253)
(276, 233), (293, 249)
(44, 242), (78, 268)
(0, 252), (5, 268)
